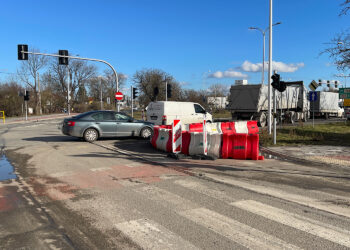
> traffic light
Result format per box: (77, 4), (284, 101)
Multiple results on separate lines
(271, 73), (286, 92)
(18, 44), (28, 60)
(154, 86), (159, 96)
(58, 50), (69, 65)
(335, 80), (338, 88)
(167, 83), (172, 98)
(327, 80), (330, 87)
(271, 73), (280, 90)
(318, 79), (322, 86)
(132, 87), (138, 99)
(24, 90), (30, 101)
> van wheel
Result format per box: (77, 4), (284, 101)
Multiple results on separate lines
(84, 128), (98, 142)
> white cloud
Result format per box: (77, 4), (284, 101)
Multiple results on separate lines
(241, 60), (304, 73)
(119, 73), (128, 79)
(208, 69), (247, 79)
(179, 81), (190, 86)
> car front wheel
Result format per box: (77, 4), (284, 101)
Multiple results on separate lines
(84, 128), (98, 142)
(140, 127), (153, 139)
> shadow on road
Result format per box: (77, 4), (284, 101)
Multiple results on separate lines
(22, 136), (82, 142)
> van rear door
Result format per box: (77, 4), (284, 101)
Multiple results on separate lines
(146, 102), (164, 125)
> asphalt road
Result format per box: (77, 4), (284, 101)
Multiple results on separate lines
(0, 119), (350, 249)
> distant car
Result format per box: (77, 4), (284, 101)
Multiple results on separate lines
(62, 110), (153, 142)
(345, 107), (350, 120)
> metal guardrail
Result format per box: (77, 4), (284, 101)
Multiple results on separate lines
(0, 111), (5, 124)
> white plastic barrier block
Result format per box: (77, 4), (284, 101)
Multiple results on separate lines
(188, 132), (221, 158)
(189, 132), (203, 155)
(208, 122), (222, 134)
(156, 129), (170, 151)
(234, 121), (248, 134)
(207, 133), (222, 158)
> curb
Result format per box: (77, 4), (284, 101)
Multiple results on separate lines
(0, 114), (79, 125)
(260, 146), (349, 169)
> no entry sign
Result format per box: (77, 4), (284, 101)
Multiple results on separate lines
(115, 92), (123, 100)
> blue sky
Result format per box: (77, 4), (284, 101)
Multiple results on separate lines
(1, 0), (350, 91)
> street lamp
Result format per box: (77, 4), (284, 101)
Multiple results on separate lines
(249, 22), (281, 85)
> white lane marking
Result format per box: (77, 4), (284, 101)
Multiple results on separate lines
(135, 185), (197, 211)
(205, 173), (350, 218)
(115, 219), (199, 250)
(90, 167), (112, 172)
(174, 179), (237, 203)
(180, 208), (299, 250)
(50, 171), (75, 178)
(232, 200), (350, 248)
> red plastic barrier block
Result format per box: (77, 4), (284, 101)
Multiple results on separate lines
(221, 122), (236, 134)
(189, 123), (203, 132)
(221, 133), (260, 160)
(151, 126), (160, 148)
(181, 131), (191, 155)
(166, 130), (172, 152)
(247, 121), (259, 134)
(160, 125), (172, 129)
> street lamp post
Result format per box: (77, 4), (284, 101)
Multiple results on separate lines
(249, 21), (281, 135)
(249, 22), (281, 85)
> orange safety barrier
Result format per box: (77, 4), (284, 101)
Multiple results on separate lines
(188, 123), (203, 132)
(221, 122), (236, 134)
(181, 131), (191, 155)
(221, 133), (261, 160)
(247, 121), (259, 134)
(151, 126), (160, 147)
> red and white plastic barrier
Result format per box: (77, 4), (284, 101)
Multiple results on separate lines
(150, 120), (263, 160)
(172, 119), (182, 153)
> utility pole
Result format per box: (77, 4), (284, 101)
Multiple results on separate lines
(165, 78), (168, 101)
(268, 0), (273, 135)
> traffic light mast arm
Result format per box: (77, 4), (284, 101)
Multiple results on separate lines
(20, 51), (120, 92)
(284, 81), (303, 87)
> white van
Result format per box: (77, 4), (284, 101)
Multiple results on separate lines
(146, 101), (213, 125)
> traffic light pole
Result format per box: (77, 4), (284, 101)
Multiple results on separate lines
(20, 50), (120, 111)
(165, 80), (167, 101)
(66, 66), (70, 115)
(131, 86), (134, 118)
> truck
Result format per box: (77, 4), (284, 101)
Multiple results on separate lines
(227, 81), (308, 127)
(309, 91), (342, 119)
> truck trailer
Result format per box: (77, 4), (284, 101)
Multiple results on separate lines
(309, 91), (341, 119)
(227, 83), (308, 127)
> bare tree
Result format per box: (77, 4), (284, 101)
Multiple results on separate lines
(324, 1), (350, 70)
(46, 58), (97, 111)
(17, 48), (48, 115)
(133, 69), (182, 107)
(340, 0), (350, 16)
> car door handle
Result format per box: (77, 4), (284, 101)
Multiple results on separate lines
(95, 122), (100, 124)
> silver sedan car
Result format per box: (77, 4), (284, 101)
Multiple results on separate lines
(62, 110), (153, 142)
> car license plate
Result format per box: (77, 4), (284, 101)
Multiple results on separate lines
(151, 116), (158, 120)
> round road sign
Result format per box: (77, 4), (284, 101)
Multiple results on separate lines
(115, 92), (123, 100)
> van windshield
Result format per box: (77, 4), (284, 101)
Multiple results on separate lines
(194, 104), (205, 113)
